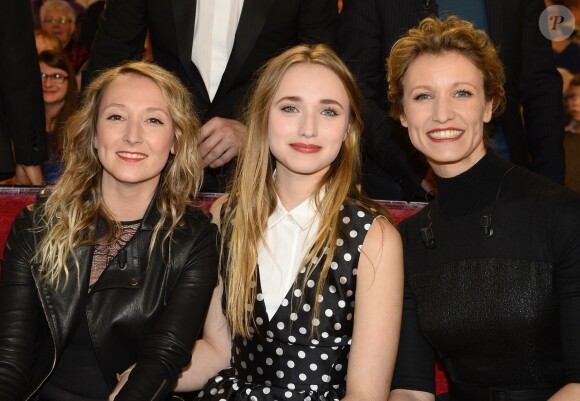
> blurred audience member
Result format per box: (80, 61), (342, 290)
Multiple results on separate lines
(41, 0), (88, 72)
(39, 50), (78, 185)
(565, 73), (580, 192)
(1, 0), (46, 185)
(32, 0), (86, 29)
(34, 29), (62, 53)
(566, 74), (580, 133)
(548, 0), (580, 74)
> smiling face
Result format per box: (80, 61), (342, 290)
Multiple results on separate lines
(400, 52), (493, 178)
(267, 63), (351, 185)
(40, 61), (68, 107)
(95, 73), (175, 197)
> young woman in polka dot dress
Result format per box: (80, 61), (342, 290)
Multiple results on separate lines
(174, 44), (404, 401)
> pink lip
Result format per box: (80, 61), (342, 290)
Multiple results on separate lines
(117, 151), (147, 162)
(428, 127), (462, 133)
(290, 143), (321, 153)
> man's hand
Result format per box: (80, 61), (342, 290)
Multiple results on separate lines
(15, 164), (44, 185)
(199, 117), (246, 168)
(420, 168), (437, 198)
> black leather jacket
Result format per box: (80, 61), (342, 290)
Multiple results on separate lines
(0, 195), (219, 401)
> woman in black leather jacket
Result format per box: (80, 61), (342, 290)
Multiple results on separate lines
(0, 61), (219, 401)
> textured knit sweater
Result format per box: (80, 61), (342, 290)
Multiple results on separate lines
(393, 153), (580, 397)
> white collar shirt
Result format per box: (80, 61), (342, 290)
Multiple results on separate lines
(257, 195), (321, 320)
(191, 0), (244, 101)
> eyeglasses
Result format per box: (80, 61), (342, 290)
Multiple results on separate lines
(43, 17), (73, 25)
(41, 72), (68, 83)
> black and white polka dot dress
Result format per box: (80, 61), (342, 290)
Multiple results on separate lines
(198, 205), (376, 401)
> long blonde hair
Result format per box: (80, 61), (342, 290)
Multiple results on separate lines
(222, 44), (388, 338)
(35, 61), (203, 287)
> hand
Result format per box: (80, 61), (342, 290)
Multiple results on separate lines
(199, 117), (246, 168)
(109, 366), (133, 401)
(420, 168), (437, 198)
(14, 165), (44, 185)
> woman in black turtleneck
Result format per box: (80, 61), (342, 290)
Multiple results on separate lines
(387, 16), (580, 401)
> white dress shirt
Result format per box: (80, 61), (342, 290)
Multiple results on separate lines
(257, 195), (321, 320)
(191, 0), (244, 101)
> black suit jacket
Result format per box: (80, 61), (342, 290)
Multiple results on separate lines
(338, 0), (565, 201)
(86, 0), (338, 191)
(0, 0), (46, 179)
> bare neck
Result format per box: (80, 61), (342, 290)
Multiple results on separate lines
(45, 102), (64, 132)
(274, 169), (324, 211)
(102, 184), (157, 222)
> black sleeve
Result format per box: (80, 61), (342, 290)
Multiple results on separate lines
(116, 219), (220, 401)
(391, 221), (436, 393)
(550, 190), (580, 382)
(0, 206), (41, 400)
(83, 0), (148, 86)
(0, 0), (46, 167)
(296, 0), (339, 45)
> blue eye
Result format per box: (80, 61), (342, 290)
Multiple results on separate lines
(321, 108), (338, 117)
(281, 105), (298, 113)
(413, 93), (431, 101)
(456, 89), (473, 97)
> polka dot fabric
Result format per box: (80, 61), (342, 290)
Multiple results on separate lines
(198, 205), (376, 401)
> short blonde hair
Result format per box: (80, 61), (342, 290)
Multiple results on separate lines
(388, 16), (506, 120)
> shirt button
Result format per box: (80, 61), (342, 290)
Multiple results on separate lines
(129, 278), (139, 286)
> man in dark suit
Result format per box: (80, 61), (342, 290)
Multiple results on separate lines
(338, 0), (566, 201)
(86, 0), (338, 192)
(0, 0), (46, 185)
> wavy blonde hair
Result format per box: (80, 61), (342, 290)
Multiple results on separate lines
(35, 61), (203, 287)
(222, 44), (389, 338)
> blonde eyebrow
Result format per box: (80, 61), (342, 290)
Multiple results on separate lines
(274, 96), (345, 109)
(101, 103), (170, 118)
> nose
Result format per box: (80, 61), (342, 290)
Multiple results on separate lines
(299, 111), (317, 138)
(42, 78), (53, 88)
(432, 97), (455, 123)
(123, 120), (143, 145)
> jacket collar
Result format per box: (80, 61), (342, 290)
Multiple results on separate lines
(172, 0), (274, 105)
(213, 0), (274, 103)
(140, 187), (163, 231)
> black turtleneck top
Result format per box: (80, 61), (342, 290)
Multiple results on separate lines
(392, 153), (580, 395)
